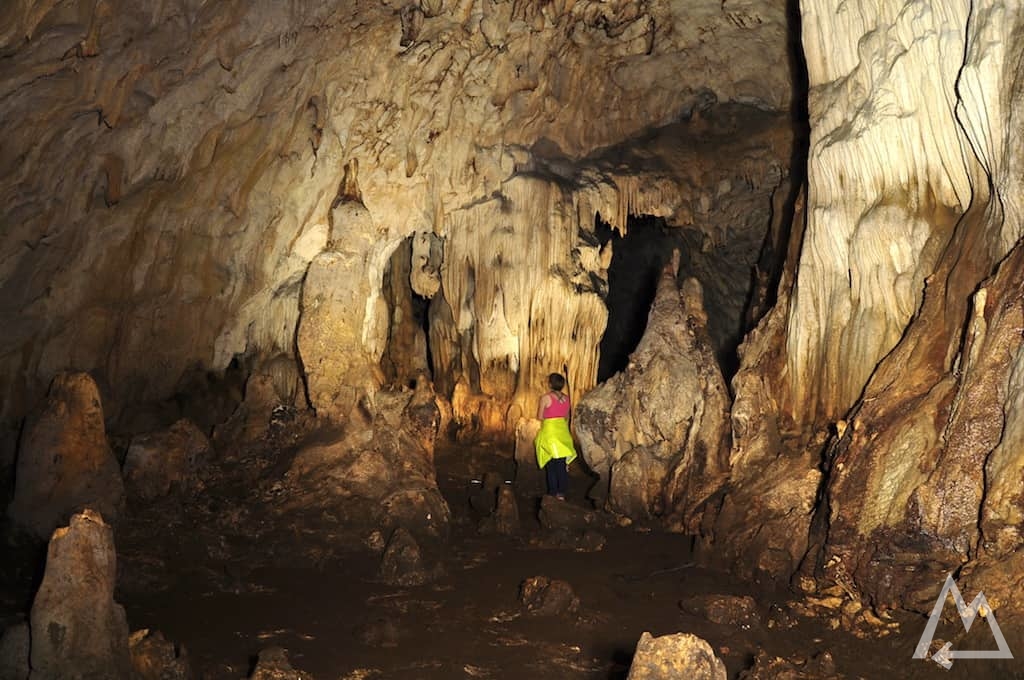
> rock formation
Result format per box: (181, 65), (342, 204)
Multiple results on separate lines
(122, 418), (211, 502)
(693, 0), (1024, 615)
(5, 0), (1023, 650)
(626, 631), (727, 680)
(7, 372), (125, 539)
(28, 510), (132, 680)
(281, 388), (450, 547)
(576, 256), (730, 527)
(0, 0), (793, 447)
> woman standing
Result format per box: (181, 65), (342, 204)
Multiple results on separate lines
(534, 372), (578, 500)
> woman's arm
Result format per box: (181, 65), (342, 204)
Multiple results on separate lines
(537, 393), (550, 420)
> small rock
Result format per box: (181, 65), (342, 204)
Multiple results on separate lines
(679, 594), (761, 628)
(627, 631), (727, 680)
(519, 576), (579, 617)
(248, 647), (313, 680)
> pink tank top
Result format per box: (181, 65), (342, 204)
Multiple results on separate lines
(542, 392), (571, 419)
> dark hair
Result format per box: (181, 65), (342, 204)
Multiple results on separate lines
(548, 373), (566, 391)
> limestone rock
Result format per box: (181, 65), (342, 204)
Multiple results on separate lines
(123, 419), (211, 502)
(401, 376), (441, 461)
(128, 629), (192, 680)
(296, 225), (383, 422)
(0, 622), (29, 680)
(519, 576), (579, 617)
(819, 157), (1024, 606)
(576, 258), (730, 527)
(248, 647), (313, 680)
(7, 372), (125, 539)
(29, 509), (132, 680)
(626, 631), (726, 680)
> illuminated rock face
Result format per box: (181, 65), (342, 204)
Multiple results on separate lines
(707, 0), (1024, 605)
(576, 259), (730, 528)
(0, 0), (791, 438)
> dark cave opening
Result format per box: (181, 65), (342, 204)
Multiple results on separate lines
(380, 236), (434, 389)
(596, 211), (771, 384)
(596, 214), (683, 383)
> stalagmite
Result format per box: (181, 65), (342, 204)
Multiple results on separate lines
(576, 254), (730, 527)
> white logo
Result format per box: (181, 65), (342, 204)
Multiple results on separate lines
(913, 573), (1013, 669)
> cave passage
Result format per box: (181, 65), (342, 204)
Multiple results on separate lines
(380, 236), (433, 388)
(596, 213), (766, 383)
(596, 214), (685, 382)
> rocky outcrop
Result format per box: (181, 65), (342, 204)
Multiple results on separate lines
(682, 0), (1024, 610)
(281, 388), (450, 547)
(7, 372), (124, 539)
(795, 1), (1024, 611)
(28, 510), (132, 680)
(576, 257), (730, 527)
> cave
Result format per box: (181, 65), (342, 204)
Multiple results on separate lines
(2, 1), (1023, 679)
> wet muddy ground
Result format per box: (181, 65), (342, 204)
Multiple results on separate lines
(3, 436), (1023, 679)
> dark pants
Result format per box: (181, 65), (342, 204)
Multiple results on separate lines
(545, 458), (568, 497)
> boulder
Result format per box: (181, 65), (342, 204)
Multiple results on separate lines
(248, 647), (313, 680)
(128, 629), (192, 680)
(123, 419), (211, 501)
(0, 622), (29, 680)
(626, 631), (727, 680)
(7, 372), (125, 538)
(29, 509), (132, 680)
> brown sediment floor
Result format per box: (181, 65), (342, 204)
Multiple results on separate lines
(3, 438), (1021, 679)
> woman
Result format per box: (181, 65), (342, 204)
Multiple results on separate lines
(534, 372), (578, 500)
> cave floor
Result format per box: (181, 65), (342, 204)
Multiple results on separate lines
(3, 432), (1021, 679)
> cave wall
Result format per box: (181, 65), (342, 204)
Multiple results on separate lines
(707, 0), (1024, 605)
(0, 0), (792, 438)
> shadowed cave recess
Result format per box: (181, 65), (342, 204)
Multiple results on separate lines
(2, 1), (1024, 679)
